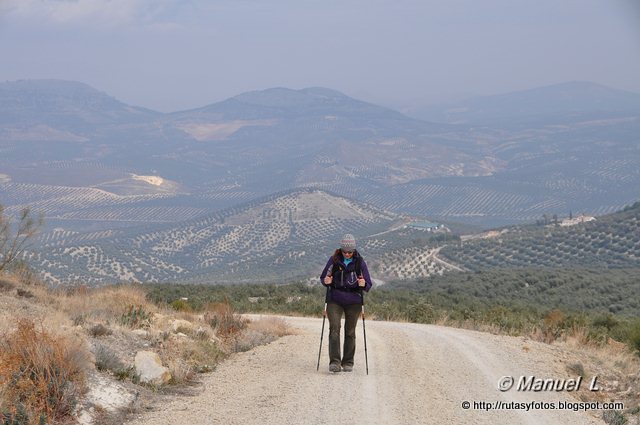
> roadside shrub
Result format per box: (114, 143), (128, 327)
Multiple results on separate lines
(236, 317), (293, 352)
(93, 343), (125, 374)
(628, 321), (640, 355)
(566, 362), (586, 378)
(0, 277), (16, 292)
(159, 338), (226, 384)
(542, 309), (565, 342)
(120, 305), (152, 328)
(8, 262), (41, 287)
(406, 301), (437, 324)
(15, 288), (34, 298)
(592, 314), (620, 330)
(602, 410), (628, 425)
(183, 339), (226, 374)
(190, 327), (211, 341)
(170, 299), (192, 312)
(484, 306), (522, 332)
(235, 329), (275, 352)
(587, 326), (611, 346)
(248, 317), (291, 338)
(0, 319), (90, 424)
(72, 314), (87, 326)
(204, 300), (247, 338)
(89, 323), (113, 337)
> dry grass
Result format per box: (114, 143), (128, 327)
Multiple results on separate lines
(246, 316), (292, 338)
(0, 279), (68, 338)
(159, 337), (226, 383)
(90, 323), (114, 337)
(93, 342), (126, 375)
(204, 300), (248, 340)
(235, 316), (294, 352)
(553, 336), (640, 422)
(0, 275), (16, 292)
(0, 319), (92, 424)
(0, 273), (300, 422)
(0, 278), (156, 337)
(56, 284), (156, 325)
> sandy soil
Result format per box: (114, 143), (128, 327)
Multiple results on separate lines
(127, 316), (604, 425)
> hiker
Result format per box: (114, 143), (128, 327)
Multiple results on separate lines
(319, 234), (372, 372)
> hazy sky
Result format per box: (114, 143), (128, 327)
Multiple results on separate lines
(1, 0), (639, 112)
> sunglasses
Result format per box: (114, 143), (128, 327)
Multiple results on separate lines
(341, 250), (354, 254)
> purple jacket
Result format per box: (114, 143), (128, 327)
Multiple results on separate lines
(319, 251), (372, 305)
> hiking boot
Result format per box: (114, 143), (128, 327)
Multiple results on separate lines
(329, 363), (341, 373)
(342, 365), (353, 372)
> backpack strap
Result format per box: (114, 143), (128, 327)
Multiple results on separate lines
(332, 257), (359, 276)
(330, 258), (342, 277)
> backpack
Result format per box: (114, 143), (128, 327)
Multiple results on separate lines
(331, 256), (362, 290)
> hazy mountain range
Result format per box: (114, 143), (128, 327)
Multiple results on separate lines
(1, 79), (639, 284)
(400, 81), (640, 126)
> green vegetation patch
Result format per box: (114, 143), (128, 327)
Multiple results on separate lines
(144, 266), (640, 354)
(391, 267), (640, 317)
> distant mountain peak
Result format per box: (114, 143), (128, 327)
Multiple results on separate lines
(490, 81), (640, 101)
(178, 85), (416, 123)
(300, 87), (349, 99)
(230, 86), (350, 108)
(0, 79), (159, 129)
(407, 80), (640, 125)
(1, 79), (114, 100)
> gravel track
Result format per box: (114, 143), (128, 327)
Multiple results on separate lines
(128, 316), (603, 425)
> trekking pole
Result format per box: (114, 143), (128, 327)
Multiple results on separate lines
(361, 289), (369, 375)
(316, 285), (329, 371)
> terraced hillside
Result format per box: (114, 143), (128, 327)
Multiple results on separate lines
(439, 201), (640, 270)
(26, 189), (419, 285)
(18, 196), (640, 286)
(317, 115), (640, 226)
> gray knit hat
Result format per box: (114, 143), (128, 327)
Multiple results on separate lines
(340, 234), (356, 251)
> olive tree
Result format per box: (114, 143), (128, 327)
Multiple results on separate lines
(0, 205), (43, 272)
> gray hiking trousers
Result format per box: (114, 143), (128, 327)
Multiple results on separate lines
(327, 302), (361, 367)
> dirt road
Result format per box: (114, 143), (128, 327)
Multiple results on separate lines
(128, 316), (603, 425)
(429, 246), (466, 272)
